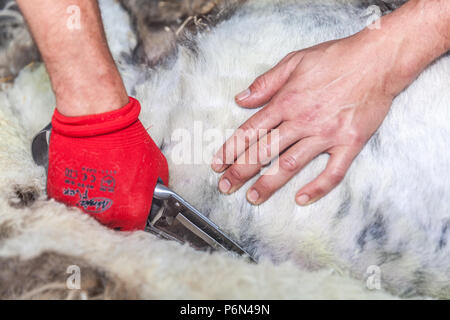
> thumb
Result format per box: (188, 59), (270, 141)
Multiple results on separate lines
(235, 51), (304, 108)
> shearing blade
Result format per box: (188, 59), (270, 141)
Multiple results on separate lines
(151, 183), (255, 261)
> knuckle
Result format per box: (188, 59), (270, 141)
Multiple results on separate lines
(255, 178), (272, 194)
(282, 51), (297, 63)
(312, 185), (326, 197)
(279, 154), (298, 172)
(286, 51), (297, 59)
(344, 129), (365, 146)
(318, 122), (339, 138)
(250, 75), (268, 92)
(277, 90), (300, 108)
(240, 120), (257, 133)
(328, 168), (345, 185)
(227, 166), (244, 181)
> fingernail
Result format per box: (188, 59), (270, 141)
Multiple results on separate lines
(296, 194), (310, 206)
(236, 88), (251, 102)
(247, 189), (260, 204)
(211, 157), (223, 172)
(219, 178), (231, 193)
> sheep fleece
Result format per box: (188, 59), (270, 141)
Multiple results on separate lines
(0, 0), (448, 299)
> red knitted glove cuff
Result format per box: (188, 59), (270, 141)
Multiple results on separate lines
(47, 97), (169, 231)
(51, 97), (141, 137)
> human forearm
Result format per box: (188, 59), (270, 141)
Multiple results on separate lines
(16, 0), (128, 116)
(363, 0), (450, 95)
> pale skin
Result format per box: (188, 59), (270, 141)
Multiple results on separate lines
(17, 1), (450, 207)
(212, 0), (450, 206)
(16, 0), (127, 117)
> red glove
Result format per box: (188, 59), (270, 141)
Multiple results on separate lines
(47, 97), (169, 231)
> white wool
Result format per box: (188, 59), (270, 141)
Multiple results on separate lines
(0, 90), (394, 299)
(137, 0), (450, 297)
(0, 0), (447, 298)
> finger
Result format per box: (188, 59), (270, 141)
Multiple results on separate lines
(218, 122), (307, 194)
(246, 137), (329, 205)
(212, 105), (282, 172)
(295, 147), (358, 206)
(235, 51), (304, 108)
(218, 162), (261, 195)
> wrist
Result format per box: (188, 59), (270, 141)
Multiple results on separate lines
(52, 96), (140, 137)
(361, 0), (450, 96)
(53, 64), (128, 117)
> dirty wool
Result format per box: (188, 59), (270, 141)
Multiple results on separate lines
(0, 0), (447, 299)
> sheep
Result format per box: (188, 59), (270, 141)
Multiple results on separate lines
(0, 0), (447, 299)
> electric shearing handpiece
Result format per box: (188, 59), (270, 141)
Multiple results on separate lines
(32, 122), (255, 262)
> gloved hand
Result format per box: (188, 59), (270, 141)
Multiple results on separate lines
(47, 97), (169, 231)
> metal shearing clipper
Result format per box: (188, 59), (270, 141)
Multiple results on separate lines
(31, 124), (255, 262)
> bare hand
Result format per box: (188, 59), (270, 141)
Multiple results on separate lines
(211, 32), (400, 206)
